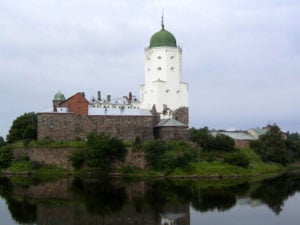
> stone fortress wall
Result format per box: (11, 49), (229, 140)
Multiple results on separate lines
(37, 113), (154, 141)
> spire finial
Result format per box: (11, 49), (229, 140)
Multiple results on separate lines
(161, 9), (165, 30)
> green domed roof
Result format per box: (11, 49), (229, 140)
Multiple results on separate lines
(53, 91), (65, 101)
(149, 26), (177, 48)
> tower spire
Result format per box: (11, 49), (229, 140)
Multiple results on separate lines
(161, 9), (165, 30)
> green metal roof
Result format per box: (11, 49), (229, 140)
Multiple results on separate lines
(149, 27), (177, 48)
(211, 131), (257, 140)
(53, 91), (65, 101)
(250, 128), (267, 136)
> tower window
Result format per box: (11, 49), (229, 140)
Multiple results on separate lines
(157, 67), (162, 70)
(147, 68), (150, 71)
(157, 56), (161, 59)
(166, 89), (170, 93)
(171, 67), (174, 71)
(171, 56), (174, 59)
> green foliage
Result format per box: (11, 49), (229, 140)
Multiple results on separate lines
(190, 127), (235, 152)
(190, 127), (213, 149)
(84, 133), (126, 172)
(6, 112), (37, 144)
(213, 134), (235, 152)
(132, 136), (142, 151)
(286, 132), (300, 159)
(144, 140), (168, 171)
(0, 146), (13, 169)
(224, 151), (250, 168)
(30, 138), (86, 149)
(250, 125), (289, 165)
(144, 140), (197, 172)
(69, 150), (85, 170)
(121, 165), (141, 174)
(0, 136), (5, 148)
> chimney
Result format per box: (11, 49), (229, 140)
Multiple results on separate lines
(129, 92), (132, 101)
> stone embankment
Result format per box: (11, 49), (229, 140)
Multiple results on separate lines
(13, 147), (145, 170)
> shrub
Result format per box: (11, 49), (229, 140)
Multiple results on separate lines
(190, 127), (235, 152)
(69, 150), (85, 170)
(144, 140), (197, 171)
(0, 146), (13, 169)
(212, 134), (235, 152)
(85, 133), (126, 171)
(121, 165), (140, 174)
(31, 161), (42, 170)
(250, 125), (289, 165)
(224, 152), (250, 168)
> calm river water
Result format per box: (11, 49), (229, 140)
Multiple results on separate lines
(0, 173), (299, 225)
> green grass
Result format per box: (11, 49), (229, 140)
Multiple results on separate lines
(4, 160), (69, 176)
(6, 160), (32, 172)
(2, 145), (286, 178)
(166, 148), (285, 177)
(9, 140), (87, 149)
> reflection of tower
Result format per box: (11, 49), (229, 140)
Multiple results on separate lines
(161, 212), (187, 225)
(160, 204), (190, 225)
(140, 15), (189, 125)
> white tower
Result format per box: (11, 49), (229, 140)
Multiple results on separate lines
(140, 16), (189, 124)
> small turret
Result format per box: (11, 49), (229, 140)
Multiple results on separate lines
(53, 91), (65, 112)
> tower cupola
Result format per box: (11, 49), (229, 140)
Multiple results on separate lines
(149, 13), (177, 48)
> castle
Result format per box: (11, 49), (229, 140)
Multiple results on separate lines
(37, 18), (189, 141)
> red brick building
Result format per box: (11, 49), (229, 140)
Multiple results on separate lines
(59, 92), (89, 116)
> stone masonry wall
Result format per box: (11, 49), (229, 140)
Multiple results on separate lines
(14, 148), (76, 170)
(173, 106), (189, 125)
(38, 113), (154, 141)
(13, 147), (145, 170)
(155, 126), (190, 141)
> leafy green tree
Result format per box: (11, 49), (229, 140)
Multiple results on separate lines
(224, 152), (250, 168)
(286, 132), (300, 159)
(190, 127), (235, 152)
(0, 146), (13, 169)
(212, 134), (235, 152)
(250, 125), (289, 165)
(144, 140), (197, 171)
(69, 149), (85, 170)
(144, 140), (168, 170)
(85, 133), (126, 172)
(6, 112), (37, 143)
(190, 127), (214, 150)
(0, 137), (5, 148)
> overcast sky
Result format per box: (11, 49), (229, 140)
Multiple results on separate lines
(0, 0), (299, 138)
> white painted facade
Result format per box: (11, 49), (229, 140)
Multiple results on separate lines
(140, 46), (188, 119)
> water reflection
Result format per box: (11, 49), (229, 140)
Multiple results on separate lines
(0, 173), (299, 225)
(251, 174), (300, 214)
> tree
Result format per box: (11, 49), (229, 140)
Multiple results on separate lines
(84, 133), (126, 172)
(212, 134), (235, 152)
(190, 127), (214, 150)
(0, 146), (13, 169)
(224, 152), (250, 168)
(286, 132), (300, 159)
(0, 137), (5, 148)
(144, 140), (197, 171)
(250, 125), (289, 165)
(190, 127), (235, 152)
(6, 112), (37, 144)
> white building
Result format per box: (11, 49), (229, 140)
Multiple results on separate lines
(140, 18), (189, 124)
